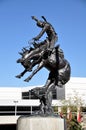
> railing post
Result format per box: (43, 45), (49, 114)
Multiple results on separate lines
(31, 106), (32, 114)
(14, 100), (18, 116)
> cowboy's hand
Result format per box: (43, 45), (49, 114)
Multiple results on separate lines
(47, 48), (52, 56)
(31, 16), (35, 20)
(31, 16), (38, 22)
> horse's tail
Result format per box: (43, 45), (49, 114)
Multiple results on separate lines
(58, 60), (71, 86)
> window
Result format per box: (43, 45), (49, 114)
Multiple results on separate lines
(22, 87), (60, 100)
(0, 106), (15, 115)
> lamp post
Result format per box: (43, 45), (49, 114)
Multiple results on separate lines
(14, 100), (18, 116)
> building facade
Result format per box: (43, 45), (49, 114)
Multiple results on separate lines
(0, 77), (86, 116)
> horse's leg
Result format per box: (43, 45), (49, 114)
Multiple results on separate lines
(45, 82), (55, 114)
(44, 79), (51, 90)
(46, 82), (55, 95)
(43, 71), (54, 90)
(16, 69), (27, 78)
(27, 57), (41, 71)
(24, 61), (44, 82)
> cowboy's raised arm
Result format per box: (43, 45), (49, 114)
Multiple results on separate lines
(33, 24), (49, 40)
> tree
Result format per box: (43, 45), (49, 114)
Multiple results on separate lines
(61, 91), (84, 130)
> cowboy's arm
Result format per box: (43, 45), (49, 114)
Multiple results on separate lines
(33, 24), (49, 40)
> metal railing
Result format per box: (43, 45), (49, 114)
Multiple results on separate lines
(0, 110), (32, 116)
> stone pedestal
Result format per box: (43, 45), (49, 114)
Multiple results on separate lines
(17, 116), (66, 130)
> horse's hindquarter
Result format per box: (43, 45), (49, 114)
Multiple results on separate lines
(44, 58), (57, 71)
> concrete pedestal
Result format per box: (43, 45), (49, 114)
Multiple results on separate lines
(17, 116), (66, 130)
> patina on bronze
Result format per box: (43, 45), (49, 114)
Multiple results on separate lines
(16, 16), (71, 115)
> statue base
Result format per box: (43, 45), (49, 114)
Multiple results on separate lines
(17, 116), (66, 130)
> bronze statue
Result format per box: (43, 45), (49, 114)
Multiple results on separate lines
(16, 16), (71, 115)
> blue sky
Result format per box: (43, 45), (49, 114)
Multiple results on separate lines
(0, 0), (86, 87)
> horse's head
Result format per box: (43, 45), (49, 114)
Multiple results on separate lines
(17, 48), (29, 63)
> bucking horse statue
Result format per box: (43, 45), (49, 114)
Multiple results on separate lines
(16, 16), (71, 115)
(16, 40), (71, 115)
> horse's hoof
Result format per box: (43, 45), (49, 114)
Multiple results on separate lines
(15, 75), (21, 78)
(24, 79), (28, 82)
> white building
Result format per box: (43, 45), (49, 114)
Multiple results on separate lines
(65, 77), (86, 104)
(0, 77), (86, 116)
